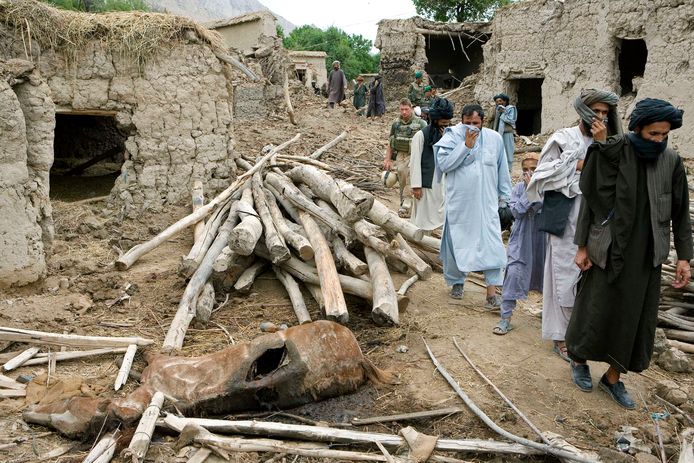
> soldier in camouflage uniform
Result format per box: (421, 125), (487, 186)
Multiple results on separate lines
(384, 98), (428, 217)
(408, 71), (426, 108)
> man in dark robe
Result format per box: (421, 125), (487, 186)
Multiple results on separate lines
(567, 98), (692, 409)
(367, 75), (385, 118)
(327, 60), (346, 109)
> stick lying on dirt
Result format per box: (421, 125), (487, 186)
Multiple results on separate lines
(3, 347), (40, 371)
(0, 327), (153, 349)
(124, 392), (165, 463)
(21, 347), (128, 367)
(309, 131), (347, 160)
(160, 414), (543, 456)
(115, 134), (301, 270)
(452, 338), (549, 445)
(422, 337), (597, 463)
(351, 407), (462, 426)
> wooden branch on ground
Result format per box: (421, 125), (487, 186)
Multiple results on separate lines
(229, 188), (263, 257)
(305, 283), (325, 311)
(273, 267), (311, 324)
(351, 407), (462, 426)
(364, 247), (399, 326)
(0, 327), (153, 349)
(83, 430), (119, 463)
(252, 172), (290, 264)
(115, 133), (300, 270)
(354, 221), (432, 280)
(453, 338), (549, 445)
(0, 389), (26, 398)
(114, 344), (137, 391)
(265, 172), (355, 242)
(3, 347), (40, 371)
(191, 181), (205, 245)
(21, 347), (128, 366)
(124, 391), (165, 463)
(333, 237), (368, 276)
(264, 187), (313, 260)
(668, 339), (694, 354)
(298, 211), (349, 323)
(309, 131), (347, 160)
(162, 210), (238, 353)
(663, 329), (694, 343)
(397, 275), (419, 296)
(422, 337), (595, 463)
(0, 373), (26, 390)
(287, 166), (374, 223)
(395, 233), (432, 280)
(179, 199), (236, 278)
(367, 200), (425, 243)
(283, 73), (297, 125)
(234, 262), (267, 293)
(160, 414), (543, 456)
(194, 282), (215, 326)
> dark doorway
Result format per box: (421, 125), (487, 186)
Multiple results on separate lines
(424, 33), (487, 89)
(618, 39), (647, 95)
(50, 113), (127, 201)
(509, 78), (543, 135)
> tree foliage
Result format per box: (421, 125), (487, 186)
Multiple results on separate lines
(411, 0), (511, 22)
(42, 0), (149, 12)
(283, 25), (379, 80)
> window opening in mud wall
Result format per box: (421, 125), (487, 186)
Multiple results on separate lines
(509, 78), (543, 135)
(617, 38), (647, 96)
(424, 33), (487, 90)
(294, 67), (307, 84)
(50, 113), (127, 201)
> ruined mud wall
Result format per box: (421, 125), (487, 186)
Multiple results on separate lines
(0, 25), (237, 214)
(0, 60), (54, 287)
(375, 17), (489, 103)
(475, 0), (694, 154)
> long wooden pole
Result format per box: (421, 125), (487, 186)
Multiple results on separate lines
(0, 327), (153, 348)
(161, 414), (542, 456)
(364, 247), (399, 326)
(273, 266), (311, 324)
(309, 131), (347, 160)
(191, 180), (205, 244)
(115, 134), (300, 270)
(125, 392), (165, 463)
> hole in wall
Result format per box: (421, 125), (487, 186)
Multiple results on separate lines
(424, 33), (487, 89)
(508, 78), (543, 135)
(617, 38), (647, 96)
(50, 113), (127, 202)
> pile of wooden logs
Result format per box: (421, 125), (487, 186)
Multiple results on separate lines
(115, 132), (442, 353)
(659, 254), (694, 356)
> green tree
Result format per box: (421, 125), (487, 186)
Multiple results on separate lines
(411, 0), (511, 22)
(42, 0), (149, 12)
(283, 25), (379, 80)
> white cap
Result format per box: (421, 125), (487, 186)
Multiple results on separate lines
(413, 106), (422, 117)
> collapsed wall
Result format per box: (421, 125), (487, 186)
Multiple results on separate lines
(375, 17), (490, 102)
(0, 59), (54, 287)
(475, 0), (694, 151)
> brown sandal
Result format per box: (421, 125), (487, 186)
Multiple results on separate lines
(553, 341), (570, 362)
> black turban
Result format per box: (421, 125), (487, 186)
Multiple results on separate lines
(428, 97), (454, 121)
(493, 93), (510, 104)
(628, 98), (684, 131)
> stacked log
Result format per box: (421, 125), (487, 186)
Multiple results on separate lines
(113, 133), (441, 353)
(657, 205), (694, 355)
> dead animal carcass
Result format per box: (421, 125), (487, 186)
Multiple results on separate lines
(23, 321), (391, 438)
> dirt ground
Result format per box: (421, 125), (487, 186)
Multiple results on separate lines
(0, 94), (692, 463)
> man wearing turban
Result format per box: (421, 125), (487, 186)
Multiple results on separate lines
(409, 98), (454, 231)
(488, 93), (517, 171)
(526, 89), (621, 364)
(566, 98), (692, 409)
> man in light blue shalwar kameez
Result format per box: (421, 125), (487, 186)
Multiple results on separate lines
(434, 104), (512, 307)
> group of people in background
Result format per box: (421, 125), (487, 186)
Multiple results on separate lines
(380, 69), (692, 410)
(326, 60), (386, 117)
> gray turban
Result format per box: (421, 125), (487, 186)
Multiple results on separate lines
(573, 89), (622, 136)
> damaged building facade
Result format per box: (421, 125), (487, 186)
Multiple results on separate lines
(377, 0), (694, 154)
(0, 0), (244, 286)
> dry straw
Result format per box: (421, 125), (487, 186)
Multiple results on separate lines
(0, 0), (227, 67)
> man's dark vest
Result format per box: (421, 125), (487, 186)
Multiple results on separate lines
(420, 125), (436, 189)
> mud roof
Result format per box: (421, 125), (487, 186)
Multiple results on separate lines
(0, 0), (227, 66)
(378, 16), (491, 35)
(288, 50), (328, 58)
